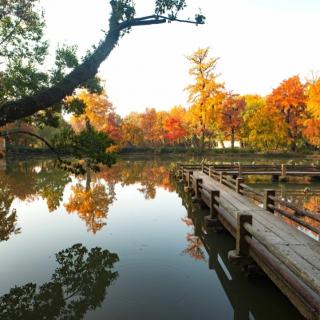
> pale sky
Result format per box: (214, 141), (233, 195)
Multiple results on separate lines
(41, 0), (320, 116)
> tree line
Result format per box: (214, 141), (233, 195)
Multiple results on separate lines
(41, 48), (320, 153)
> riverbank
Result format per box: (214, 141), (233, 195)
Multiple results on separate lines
(4, 145), (320, 160)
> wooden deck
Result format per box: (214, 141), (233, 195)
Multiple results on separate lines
(174, 166), (320, 319)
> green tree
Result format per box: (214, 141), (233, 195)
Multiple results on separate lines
(0, 0), (204, 126)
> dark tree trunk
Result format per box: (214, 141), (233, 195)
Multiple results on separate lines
(231, 128), (235, 150)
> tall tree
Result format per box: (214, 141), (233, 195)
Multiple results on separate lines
(186, 48), (224, 150)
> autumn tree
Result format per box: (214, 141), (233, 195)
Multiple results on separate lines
(164, 106), (189, 144)
(139, 108), (168, 147)
(303, 79), (320, 147)
(120, 112), (144, 147)
(267, 75), (307, 151)
(186, 48), (224, 150)
(241, 95), (265, 147)
(68, 89), (122, 150)
(246, 104), (289, 150)
(219, 93), (245, 149)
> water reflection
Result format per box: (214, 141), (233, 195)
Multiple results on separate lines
(0, 157), (311, 319)
(181, 217), (207, 262)
(0, 244), (119, 320)
(0, 171), (20, 241)
(65, 168), (116, 234)
(0, 159), (71, 212)
(175, 180), (303, 319)
(0, 159), (174, 235)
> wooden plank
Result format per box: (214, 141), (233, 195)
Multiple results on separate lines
(192, 170), (320, 295)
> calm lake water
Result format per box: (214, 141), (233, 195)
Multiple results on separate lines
(1, 155), (319, 319)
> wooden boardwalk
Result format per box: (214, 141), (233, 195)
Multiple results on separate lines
(209, 163), (320, 180)
(174, 165), (320, 319)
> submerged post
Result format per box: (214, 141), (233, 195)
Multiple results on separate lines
(264, 189), (275, 213)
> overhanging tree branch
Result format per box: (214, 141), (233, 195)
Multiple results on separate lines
(0, 129), (63, 161)
(0, 6), (204, 126)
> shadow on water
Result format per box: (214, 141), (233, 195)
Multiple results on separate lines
(0, 243), (119, 320)
(174, 180), (303, 319)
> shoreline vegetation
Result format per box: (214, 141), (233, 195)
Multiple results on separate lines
(3, 145), (320, 160)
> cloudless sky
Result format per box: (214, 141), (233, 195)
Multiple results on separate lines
(41, 0), (320, 116)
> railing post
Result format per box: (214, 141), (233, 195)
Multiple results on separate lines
(264, 189), (275, 213)
(219, 171), (224, 184)
(209, 166), (212, 177)
(281, 164), (287, 177)
(184, 170), (193, 193)
(187, 171), (192, 188)
(236, 213), (252, 256)
(205, 190), (223, 231)
(236, 177), (244, 194)
(210, 190), (220, 219)
(201, 163), (204, 172)
(182, 168), (187, 183)
(177, 164), (183, 179)
(238, 163), (243, 178)
(228, 213), (252, 263)
(195, 178), (203, 200)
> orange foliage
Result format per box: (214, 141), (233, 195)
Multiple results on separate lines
(267, 76), (306, 150)
(64, 182), (113, 234)
(69, 90), (121, 144)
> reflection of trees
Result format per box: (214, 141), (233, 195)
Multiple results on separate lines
(65, 169), (115, 234)
(98, 161), (174, 200)
(0, 184), (20, 242)
(65, 183), (114, 234)
(1, 158), (176, 235)
(181, 217), (206, 262)
(0, 160), (71, 212)
(0, 243), (119, 320)
(182, 233), (207, 262)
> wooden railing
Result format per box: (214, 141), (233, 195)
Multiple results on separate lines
(175, 163), (320, 236)
(173, 163), (320, 319)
